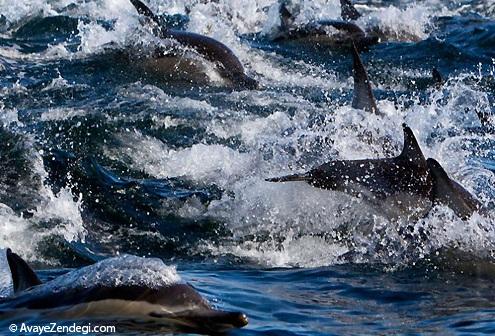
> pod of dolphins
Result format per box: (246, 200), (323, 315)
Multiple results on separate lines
(0, 0), (489, 334)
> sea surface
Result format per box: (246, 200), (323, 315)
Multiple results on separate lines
(0, 0), (495, 335)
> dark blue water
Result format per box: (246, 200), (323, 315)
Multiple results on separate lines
(0, 0), (495, 334)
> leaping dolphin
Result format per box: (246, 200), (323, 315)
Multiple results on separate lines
(129, 0), (258, 89)
(267, 124), (481, 220)
(1, 249), (248, 334)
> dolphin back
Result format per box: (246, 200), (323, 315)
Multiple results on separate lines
(427, 158), (481, 219)
(6, 249), (42, 293)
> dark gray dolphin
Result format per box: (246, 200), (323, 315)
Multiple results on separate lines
(340, 0), (423, 42)
(129, 0), (258, 89)
(1, 249), (248, 334)
(270, 0), (424, 46)
(267, 1), (379, 50)
(266, 124), (482, 219)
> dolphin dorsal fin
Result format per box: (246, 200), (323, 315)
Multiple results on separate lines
(279, 3), (295, 30)
(398, 124), (426, 165)
(427, 158), (481, 219)
(129, 0), (167, 38)
(6, 248), (42, 293)
(432, 68), (444, 87)
(340, 0), (361, 21)
(351, 43), (379, 114)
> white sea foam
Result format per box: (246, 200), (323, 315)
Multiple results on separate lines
(0, 0), (493, 269)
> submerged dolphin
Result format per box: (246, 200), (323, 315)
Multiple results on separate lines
(1, 249), (248, 334)
(129, 0), (258, 89)
(263, 0), (379, 50)
(267, 124), (481, 219)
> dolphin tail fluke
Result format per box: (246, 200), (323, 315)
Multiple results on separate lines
(266, 173), (310, 182)
(340, 0), (361, 21)
(427, 158), (481, 219)
(351, 43), (379, 114)
(6, 248), (42, 293)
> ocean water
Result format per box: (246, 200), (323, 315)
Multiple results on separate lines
(0, 0), (495, 334)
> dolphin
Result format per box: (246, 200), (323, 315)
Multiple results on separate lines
(266, 124), (481, 220)
(128, 0), (258, 89)
(1, 249), (248, 334)
(341, 0), (424, 42)
(264, 0), (379, 50)
(267, 0), (424, 46)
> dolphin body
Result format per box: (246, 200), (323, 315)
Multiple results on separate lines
(266, 0), (424, 48)
(263, 0), (379, 50)
(267, 124), (481, 220)
(0, 249), (248, 334)
(129, 0), (258, 89)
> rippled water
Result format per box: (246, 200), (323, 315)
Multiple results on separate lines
(0, 0), (495, 334)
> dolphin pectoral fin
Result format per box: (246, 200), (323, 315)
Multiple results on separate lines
(398, 124), (427, 165)
(6, 248), (42, 293)
(265, 173), (310, 183)
(340, 0), (361, 21)
(351, 43), (379, 114)
(427, 158), (481, 219)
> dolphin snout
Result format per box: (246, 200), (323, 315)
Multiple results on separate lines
(236, 75), (259, 90)
(266, 173), (310, 182)
(227, 312), (249, 328)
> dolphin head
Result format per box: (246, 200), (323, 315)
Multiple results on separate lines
(265, 165), (342, 191)
(147, 283), (248, 333)
(234, 74), (259, 90)
(3, 250), (249, 334)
